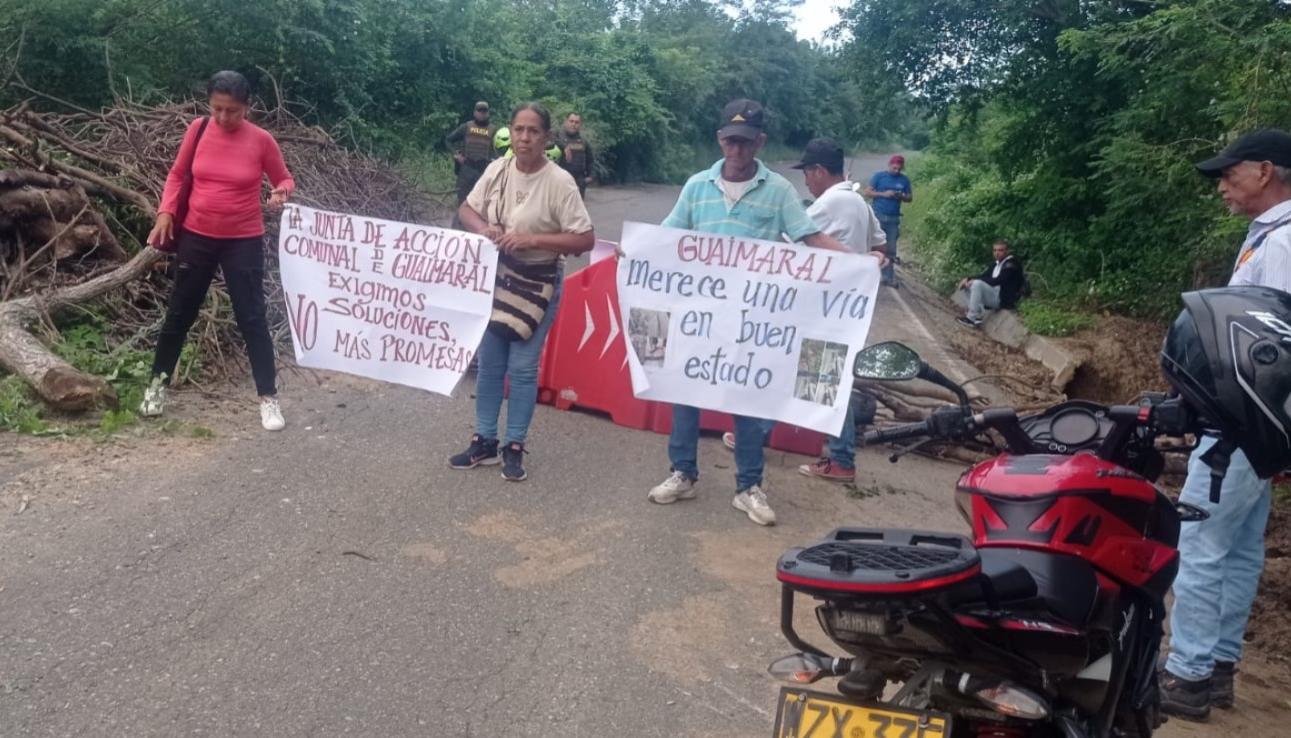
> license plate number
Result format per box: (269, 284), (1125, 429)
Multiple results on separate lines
(773, 688), (951, 738)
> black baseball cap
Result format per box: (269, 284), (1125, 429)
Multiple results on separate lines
(717, 99), (765, 140)
(792, 138), (845, 171)
(1196, 128), (1291, 177)
(474, 101), (490, 112)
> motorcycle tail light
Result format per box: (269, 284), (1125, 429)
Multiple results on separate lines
(767, 653), (848, 684)
(970, 682), (1050, 720)
(826, 607), (896, 637)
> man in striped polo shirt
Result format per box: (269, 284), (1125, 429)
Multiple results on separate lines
(646, 98), (884, 526)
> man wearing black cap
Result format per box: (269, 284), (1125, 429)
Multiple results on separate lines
(445, 101), (497, 206)
(646, 100), (884, 527)
(1161, 128), (1291, 722)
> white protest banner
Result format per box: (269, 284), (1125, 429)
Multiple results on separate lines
(278, 204), (498, 395)
(616, 221), (879, 435)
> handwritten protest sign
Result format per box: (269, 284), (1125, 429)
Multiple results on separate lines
(616, 221), (879, 435)
(278, 204), (498, 395)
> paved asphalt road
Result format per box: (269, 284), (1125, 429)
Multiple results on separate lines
(0, 154), (987, 737)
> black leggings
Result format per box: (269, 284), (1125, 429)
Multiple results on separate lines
(151, 231), (276, 396)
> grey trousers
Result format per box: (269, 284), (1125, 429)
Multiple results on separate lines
(967, 279), (1000, 320)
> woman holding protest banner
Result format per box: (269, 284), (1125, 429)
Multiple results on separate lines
(450, 102), (594, 481)
(140, 70), (294, 431)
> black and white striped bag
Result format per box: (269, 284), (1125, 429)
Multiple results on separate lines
(481, 160), (559, 341)
(489, 253), (556, 341)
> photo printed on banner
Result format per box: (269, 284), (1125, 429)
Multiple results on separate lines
(629, 308), (670, 367)
(795, 338), (848, 406)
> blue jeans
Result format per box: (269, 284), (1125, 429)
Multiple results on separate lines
(877, 215), (900, 283)
(670, 406), (766, 491)
(747, 406), (857, 470)
(1165, 436), (1272, 681)
(827, 402), (857, 470)
(474, 272), (563, 445)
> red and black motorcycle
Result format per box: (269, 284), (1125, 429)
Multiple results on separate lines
(767, 341), (1209, 738)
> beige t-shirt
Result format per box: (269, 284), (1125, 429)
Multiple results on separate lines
(466, 157), (594, 264)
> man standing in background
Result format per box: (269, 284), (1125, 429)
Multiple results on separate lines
(445, 101), (497, 206)
(555, 112), (594, 198)
(864, 154), (913, 287)
(788, 137), (887, 483)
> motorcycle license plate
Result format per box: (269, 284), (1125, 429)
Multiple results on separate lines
(773, 688), (951, 738)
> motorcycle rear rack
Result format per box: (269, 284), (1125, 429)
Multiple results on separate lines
(777, 528), (981, 597)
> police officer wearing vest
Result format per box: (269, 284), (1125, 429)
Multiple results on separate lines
(555, 112), (594, 198)
(445, 101), (497, 205)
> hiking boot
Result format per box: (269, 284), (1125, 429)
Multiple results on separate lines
(957, 316), (982, 328)
(500, 442), (527, 481)
(798, 458), (856, 482)
(1211, 661), (1235, 710)
(139, 376), (167, 417)
(732, 484), (776, 526)
(1160, 670), (1211, 722)
(449, 434), (499, 469)
(259, 396), (285, 431)
(648, 471), (696, 504)
(722, 432), (736, 451)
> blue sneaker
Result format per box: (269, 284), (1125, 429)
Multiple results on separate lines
(501, 442), (527, 482)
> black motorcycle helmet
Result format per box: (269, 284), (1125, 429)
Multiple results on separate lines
(1161, 286), (1291, 478)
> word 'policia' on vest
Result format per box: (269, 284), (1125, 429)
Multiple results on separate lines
(463, 125), (492, 163)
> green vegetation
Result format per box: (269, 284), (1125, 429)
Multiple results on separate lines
(1019, 299), (1096, 338)
(0, 313), (206, 436)
(0, 0), (926, 184)
(0, 375), (49, 434)
(849, 0), (1291, 317)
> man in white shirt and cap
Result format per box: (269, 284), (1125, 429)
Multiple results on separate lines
(1161, 128), (1291, 722)
(791, 137), (887, 481)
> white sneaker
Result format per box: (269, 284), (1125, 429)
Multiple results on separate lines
(722, 432), (736, 451)
(139, 378), (167, 417)
(733, 485), (776, 526)
(648, 471), (696, 504)
(260, 397), (285, 431)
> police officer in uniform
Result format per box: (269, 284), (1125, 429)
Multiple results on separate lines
(554, 112), (594, 198)
(445, 101), (497, 205)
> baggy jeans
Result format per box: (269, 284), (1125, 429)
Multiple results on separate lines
(967, 279), (1000, 321)
(1165, 436), (1272, 680)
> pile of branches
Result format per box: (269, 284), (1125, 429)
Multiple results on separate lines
(0, 88), (448, 409)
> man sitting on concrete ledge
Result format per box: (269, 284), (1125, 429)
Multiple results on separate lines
(956, 239), (1025, 327)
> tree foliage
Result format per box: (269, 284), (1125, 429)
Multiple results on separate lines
(0, 0), (925, 183)
(846, 0), (1291, 316)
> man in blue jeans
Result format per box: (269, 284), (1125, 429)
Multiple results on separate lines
(1161, 128), (1291, 721)
(645, 99), (866, 526)
(863, 155), (912, 287)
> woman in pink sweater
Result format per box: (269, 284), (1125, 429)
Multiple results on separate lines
(141, 70), (295, 430)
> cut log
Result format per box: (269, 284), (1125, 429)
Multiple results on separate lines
(0, 247), (161, 409)
(0, 310), (114, 409)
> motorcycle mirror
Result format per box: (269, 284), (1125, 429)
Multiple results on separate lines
(854, 341), (922, 382)
(767, 653), (833, 684)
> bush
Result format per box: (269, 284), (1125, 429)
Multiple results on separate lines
(0, 376), (49, 434)
(1019, 299), (1096, 337)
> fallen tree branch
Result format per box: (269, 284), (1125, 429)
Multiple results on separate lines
(0, 248), (161, 408)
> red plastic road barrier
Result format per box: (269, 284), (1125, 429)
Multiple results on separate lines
(538, 248), (828, 457)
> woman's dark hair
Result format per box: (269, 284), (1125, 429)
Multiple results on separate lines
(510, 102), (551, 131)
(207, 70), (251, 104)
